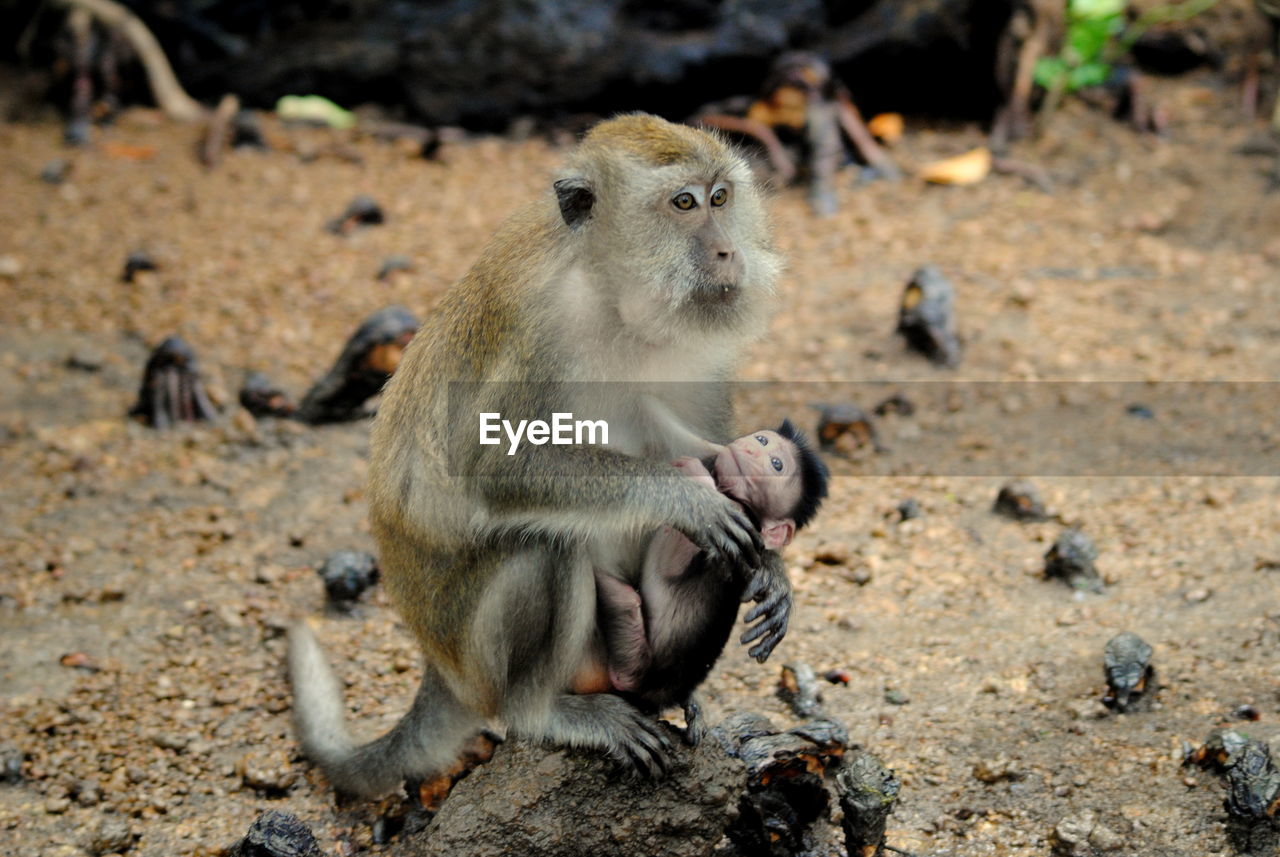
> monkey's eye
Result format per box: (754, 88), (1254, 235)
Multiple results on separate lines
(771, 457), (783, 472)
(672, 192), (697, 211)
(756, 435), (768, 445)
(710, 187), (729, 207)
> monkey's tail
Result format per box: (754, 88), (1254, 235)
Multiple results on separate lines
(287, 621), (475, 799)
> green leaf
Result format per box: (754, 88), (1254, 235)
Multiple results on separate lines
(1034, 57), (1069, 89)
(1071, 0), (1125, 20)
(1067, 62), (1111, 91)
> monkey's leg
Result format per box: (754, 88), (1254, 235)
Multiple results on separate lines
(288, 622), (483, 799)
(595, 571), (651, 692)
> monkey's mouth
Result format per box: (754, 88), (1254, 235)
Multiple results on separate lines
(690, 282), (740, 307)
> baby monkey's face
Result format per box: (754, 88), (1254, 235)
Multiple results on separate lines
(711, 430), (802, 525)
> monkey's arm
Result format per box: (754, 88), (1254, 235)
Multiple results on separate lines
(738, 550), (791, 662)
(640, 394), (725, 458)
(473, 445), (763, 568)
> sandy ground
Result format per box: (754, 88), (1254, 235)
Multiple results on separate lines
(1, 70), (1279, 856)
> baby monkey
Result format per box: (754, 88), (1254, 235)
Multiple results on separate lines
(577, 419), (829, 738)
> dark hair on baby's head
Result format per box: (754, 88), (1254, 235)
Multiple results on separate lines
(776, 418), (829, 530)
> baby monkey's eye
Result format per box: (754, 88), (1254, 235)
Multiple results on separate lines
(771, 457), (783, 472)
(672, 192), (696, 211)
(710, 187), (728, 206)
(756, 435), (768, 445)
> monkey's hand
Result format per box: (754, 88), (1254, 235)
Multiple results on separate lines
(739, 551), (791, 662)
(672, 484), (763, 569)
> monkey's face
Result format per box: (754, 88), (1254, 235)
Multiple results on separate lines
(561, 116), (781, 341)
(623, 169), (779, 336)
(712, 431), (801, 549)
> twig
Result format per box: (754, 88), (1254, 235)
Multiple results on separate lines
(53, 0), (206, 122)
(200, 93), (240, 167)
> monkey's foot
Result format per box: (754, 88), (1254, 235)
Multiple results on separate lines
(295, 306), (419, 424)
(681, 695), (707, 747)
(531, 694), (674, 778)
(128, 336), (218, 429)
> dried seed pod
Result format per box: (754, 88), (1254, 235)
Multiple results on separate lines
(1184, 727), (1250, 774)
(872, 392), (915, 416)
(121, 250), (158, 283)
(896, 499), (922, 521)
(1224, 741), (1280, 854)
(810, 402), (881, 451)
(993, 481), (1051, 521)
(325, 194), (385, 234)
(1102, 632), (1154, 712)
(228, 810), (324, 857)
(896, 265), (961, 367)
(238, 372), (296, 418)
(377, 254), (414, 281)
(295, 306), (418, 424)
(836, 748), (901, 857)
(1044, 529), (1102, 593)
(128, 336), (219, 429)
(777, 663), (823, 718)
(317, 550), (379, 610)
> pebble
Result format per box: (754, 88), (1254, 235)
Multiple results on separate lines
(89, 817), (134, 855)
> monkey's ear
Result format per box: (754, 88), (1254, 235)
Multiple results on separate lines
(553, 177), (594, 230)
(761, 519), (795, 550)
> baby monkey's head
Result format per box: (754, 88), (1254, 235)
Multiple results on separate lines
(708, 418), (830, 550)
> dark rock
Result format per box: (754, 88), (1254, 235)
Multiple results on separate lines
(896, 264), (961, 367)
(1224, 741), (1280, 855)
(88, 817), (135, 855)
(896, 498), (922, 521)
(121, 251), (158, 283)
(127, 336), (219, 429)
(318, 550), (379, 609)
(239, 372), (296, 418)
(377, 254), (414, 281)
(228, 811), (324, 857)
(1044, 529), (1102, 593)
(0, 744), (24, 784)
(777, 663), (823, 718)
(993, 480), (1050, 521)
(1102, 631), (1154, 713)
(40, 159), (71, 184)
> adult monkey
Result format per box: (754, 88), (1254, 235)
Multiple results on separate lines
(289, 114), (789, 798)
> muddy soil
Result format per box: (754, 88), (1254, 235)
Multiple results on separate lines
(1, 71), (1279, 856)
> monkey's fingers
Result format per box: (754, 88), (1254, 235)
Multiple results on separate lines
(747, 627), (787, 663)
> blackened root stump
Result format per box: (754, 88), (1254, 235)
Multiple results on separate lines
(295, 306), (419, 424)
(128, 336), (218, 429)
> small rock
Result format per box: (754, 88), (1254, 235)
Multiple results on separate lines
(377, 254), (414, 280)
(0, 255), (22, 279)
(237, 749), (298, 793)
(993, 480), (1051, 521)
(121, 251), (158, 283)
(1044, 529), (1102, 592)
(66, 348), (105, 372)
(1183, 587), (1212, 604)
(897, 264), (961, 367)
(326, 195), (385, 234)
(1, 745), (25, 783)
(89, 817), (134, 855)
(40, 158), (71, 184)
(813, 542), (851, 565)
(884, 688), (909, 706)
(1102, 631), (1155, 713)
(973, 755), (1020, 783)
(896, 498), (922, 521)
(1051, 810), (1123, 856)
(44, 797), (71, 814)
(317, 550), (379, 609)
